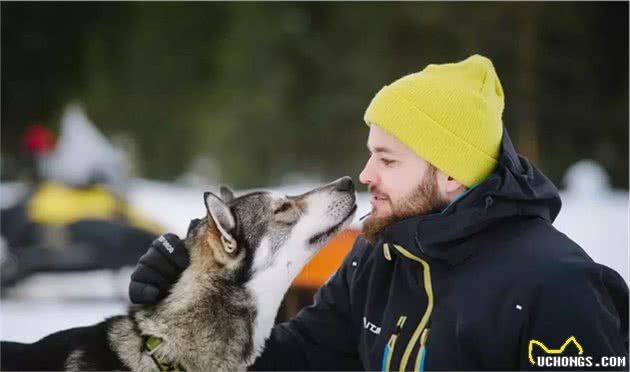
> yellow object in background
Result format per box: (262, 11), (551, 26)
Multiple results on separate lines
(27, 182), (163, 234)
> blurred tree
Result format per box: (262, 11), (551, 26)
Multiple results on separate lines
(1, 2), (105, 156)
(2, 2), (627, 189)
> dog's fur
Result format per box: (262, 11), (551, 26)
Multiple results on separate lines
(1, 178), (357, 371)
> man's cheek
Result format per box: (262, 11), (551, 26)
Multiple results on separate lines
(375, 199), (393, 215)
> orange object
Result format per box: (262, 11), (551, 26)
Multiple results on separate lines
(292, 229), (360, 288)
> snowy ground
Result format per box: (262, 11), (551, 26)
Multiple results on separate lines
(1, 164), (627, 343)
(1, 299), (127, 343)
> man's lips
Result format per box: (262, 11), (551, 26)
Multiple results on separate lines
(369, 194), (390, 211)
(370, 194), (388, 202)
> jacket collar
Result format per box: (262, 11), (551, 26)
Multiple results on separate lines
(377, 129), (561, 265)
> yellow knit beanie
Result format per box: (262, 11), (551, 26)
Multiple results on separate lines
(364, 54), (504, 187)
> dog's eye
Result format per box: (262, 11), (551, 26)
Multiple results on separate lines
(276, 219), (297, 227)
(274, 202), (291, 214)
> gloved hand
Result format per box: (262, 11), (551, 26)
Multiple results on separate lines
(129, 233), (189, 304)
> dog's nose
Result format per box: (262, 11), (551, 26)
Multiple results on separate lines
(335, 176), (355, 193)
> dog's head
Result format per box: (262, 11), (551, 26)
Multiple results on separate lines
(184, 177), (357, 285)
(162, 177), (356, 365)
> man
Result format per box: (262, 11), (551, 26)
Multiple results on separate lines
(129, 55), (629, 370)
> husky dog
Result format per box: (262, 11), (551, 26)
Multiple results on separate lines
(1, 177), (357, 371)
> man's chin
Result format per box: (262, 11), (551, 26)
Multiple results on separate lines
(361, 203), (447, 244)
(361, 212), (397, 244)
(362, 166), (447, 244)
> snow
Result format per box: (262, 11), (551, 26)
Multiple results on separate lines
(0, 270), (133, 343)
(1, 299), (127, 343)
(553, 160), (628, 281)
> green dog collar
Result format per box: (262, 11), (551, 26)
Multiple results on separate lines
(143, 335), (186, 372)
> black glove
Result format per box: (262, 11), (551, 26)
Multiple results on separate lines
(129, 233), (189, 304)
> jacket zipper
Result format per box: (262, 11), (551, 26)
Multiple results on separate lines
(415, 325), (431, 372)
(382, 315), (407, 372)
(392, 244), (434, 372)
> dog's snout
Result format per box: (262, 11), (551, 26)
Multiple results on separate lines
(335, 176), (355, 193)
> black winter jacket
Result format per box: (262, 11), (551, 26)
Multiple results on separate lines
(251, 130), (629, 371)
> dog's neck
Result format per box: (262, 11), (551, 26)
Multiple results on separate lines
(245, 261), (305, 366)
(115, 258), (299, 370)
(123, 268), (257, 371)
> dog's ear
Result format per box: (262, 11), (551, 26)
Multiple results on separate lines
(204, 192), (237, 253)
(220, 185), (235, 203)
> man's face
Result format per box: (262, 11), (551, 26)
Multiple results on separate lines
(359, 125), (450, 243)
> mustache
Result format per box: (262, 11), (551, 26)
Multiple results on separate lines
(368, 185), (388, 199)
(363, 185), (389, 221)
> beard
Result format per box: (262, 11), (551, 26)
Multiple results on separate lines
(362, 166), (450, 244)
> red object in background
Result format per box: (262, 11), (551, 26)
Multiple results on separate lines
(23, 123), (56, 155)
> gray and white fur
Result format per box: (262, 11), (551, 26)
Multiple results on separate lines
(1, 177), (357, 371)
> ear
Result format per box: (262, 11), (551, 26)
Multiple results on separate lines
(444, 175), (466, 194)
(435, 168), (466, 196)
(204, 192), (237, 253)
(219, 185), (235, 203)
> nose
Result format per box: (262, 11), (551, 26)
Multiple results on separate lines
(359, 158), (378, 186)
(335, 176), (355, 193)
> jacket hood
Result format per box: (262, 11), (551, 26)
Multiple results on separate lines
(379, 128), (562, 264)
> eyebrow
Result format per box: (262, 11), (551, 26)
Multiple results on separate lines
(367, 145), (393, 154)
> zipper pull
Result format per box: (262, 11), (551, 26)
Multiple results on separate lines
(387, 334), (397, 348)
(415, 327), (432, 372)
(420, 328), (430, 347)
(388, 315), (407, 346)
(395, 315), (407, 334)
(383, 243), (392, 261)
